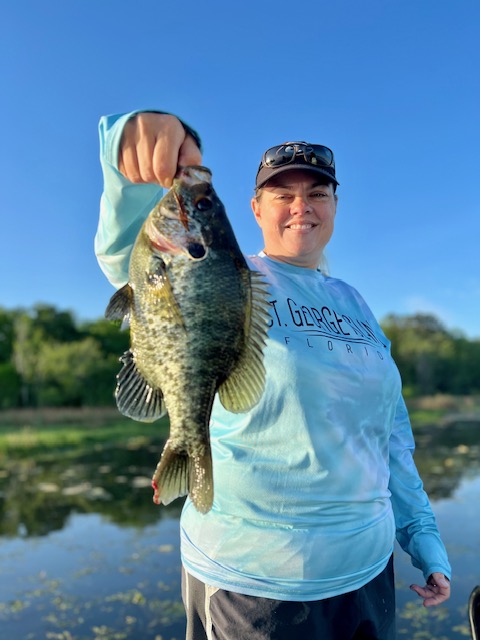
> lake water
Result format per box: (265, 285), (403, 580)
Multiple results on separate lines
(0, 420), (478, 639)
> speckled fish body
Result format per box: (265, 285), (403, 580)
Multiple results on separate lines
(106, 166), (270, 513)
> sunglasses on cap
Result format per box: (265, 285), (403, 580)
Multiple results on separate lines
(259, 142), (335, 171)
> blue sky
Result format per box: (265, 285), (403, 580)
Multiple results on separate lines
(1, 0), (479, 337)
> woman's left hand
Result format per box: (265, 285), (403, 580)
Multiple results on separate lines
(410, 572), (451, 607)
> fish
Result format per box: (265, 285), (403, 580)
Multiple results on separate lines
(105, 166), (270, 513)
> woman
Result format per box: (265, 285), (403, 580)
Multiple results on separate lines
(96, 111), (451, 640)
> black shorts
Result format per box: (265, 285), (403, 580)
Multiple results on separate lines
(182, 555), (396, 640)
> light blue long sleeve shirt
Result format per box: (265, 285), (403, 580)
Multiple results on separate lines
(95, 112), (451, 600)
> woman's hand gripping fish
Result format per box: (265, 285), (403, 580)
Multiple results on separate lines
(105, 166), (270, 513)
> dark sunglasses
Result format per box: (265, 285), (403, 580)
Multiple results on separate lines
(260, 142), (335, 170)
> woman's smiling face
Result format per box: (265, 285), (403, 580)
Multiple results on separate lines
(251, 170), (338, 269)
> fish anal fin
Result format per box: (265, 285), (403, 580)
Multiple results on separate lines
(115, 350), (166, 422)
(152, 441), (213, 514)
(218, 269), (270, 413)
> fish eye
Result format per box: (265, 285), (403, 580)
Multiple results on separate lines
(187, 242), (206, 259)
(195, 197), (213, 211)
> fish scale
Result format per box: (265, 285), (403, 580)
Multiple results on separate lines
(106, 166), (270, 513)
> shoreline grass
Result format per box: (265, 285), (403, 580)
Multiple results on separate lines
(0, 408), (169, 457)
(0, 395), (478, 457)
(406, 394), (480, 427)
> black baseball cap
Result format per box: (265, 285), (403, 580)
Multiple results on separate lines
(255, 142), (339, 190)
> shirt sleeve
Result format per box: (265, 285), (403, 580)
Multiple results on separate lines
(388, 395), (452, 580)
(94, 110), (202, 289)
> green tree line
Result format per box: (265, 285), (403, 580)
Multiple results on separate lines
(0, 304), (129, 409)
(382, 313), (480, 397)
(0, 304), (479, 409)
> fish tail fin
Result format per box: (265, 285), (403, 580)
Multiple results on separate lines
(188, 450), (214, 514)
(152, 441), (213, 514)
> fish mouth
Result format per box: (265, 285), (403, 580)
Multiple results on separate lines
(145, 218), (208, 261)
(147, 224), (181, 255)
(145, 216), (181, 252)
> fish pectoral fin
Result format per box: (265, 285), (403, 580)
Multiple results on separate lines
(146, 257), (186, 330)
(218, 270), (270, 413)
(105, 284), (133, 323)
(115, 350), (166, 422)
(152, 441), (213, 514)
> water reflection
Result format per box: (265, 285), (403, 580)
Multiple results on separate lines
(413, 419), (480, 499)
(0, 438), (184, 538)
(1, 421), (478, 538)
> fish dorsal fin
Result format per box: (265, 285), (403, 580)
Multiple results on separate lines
(218, 270), (270, 413)
(105, 284), (133, 323)
(115, 349), (167, 422)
